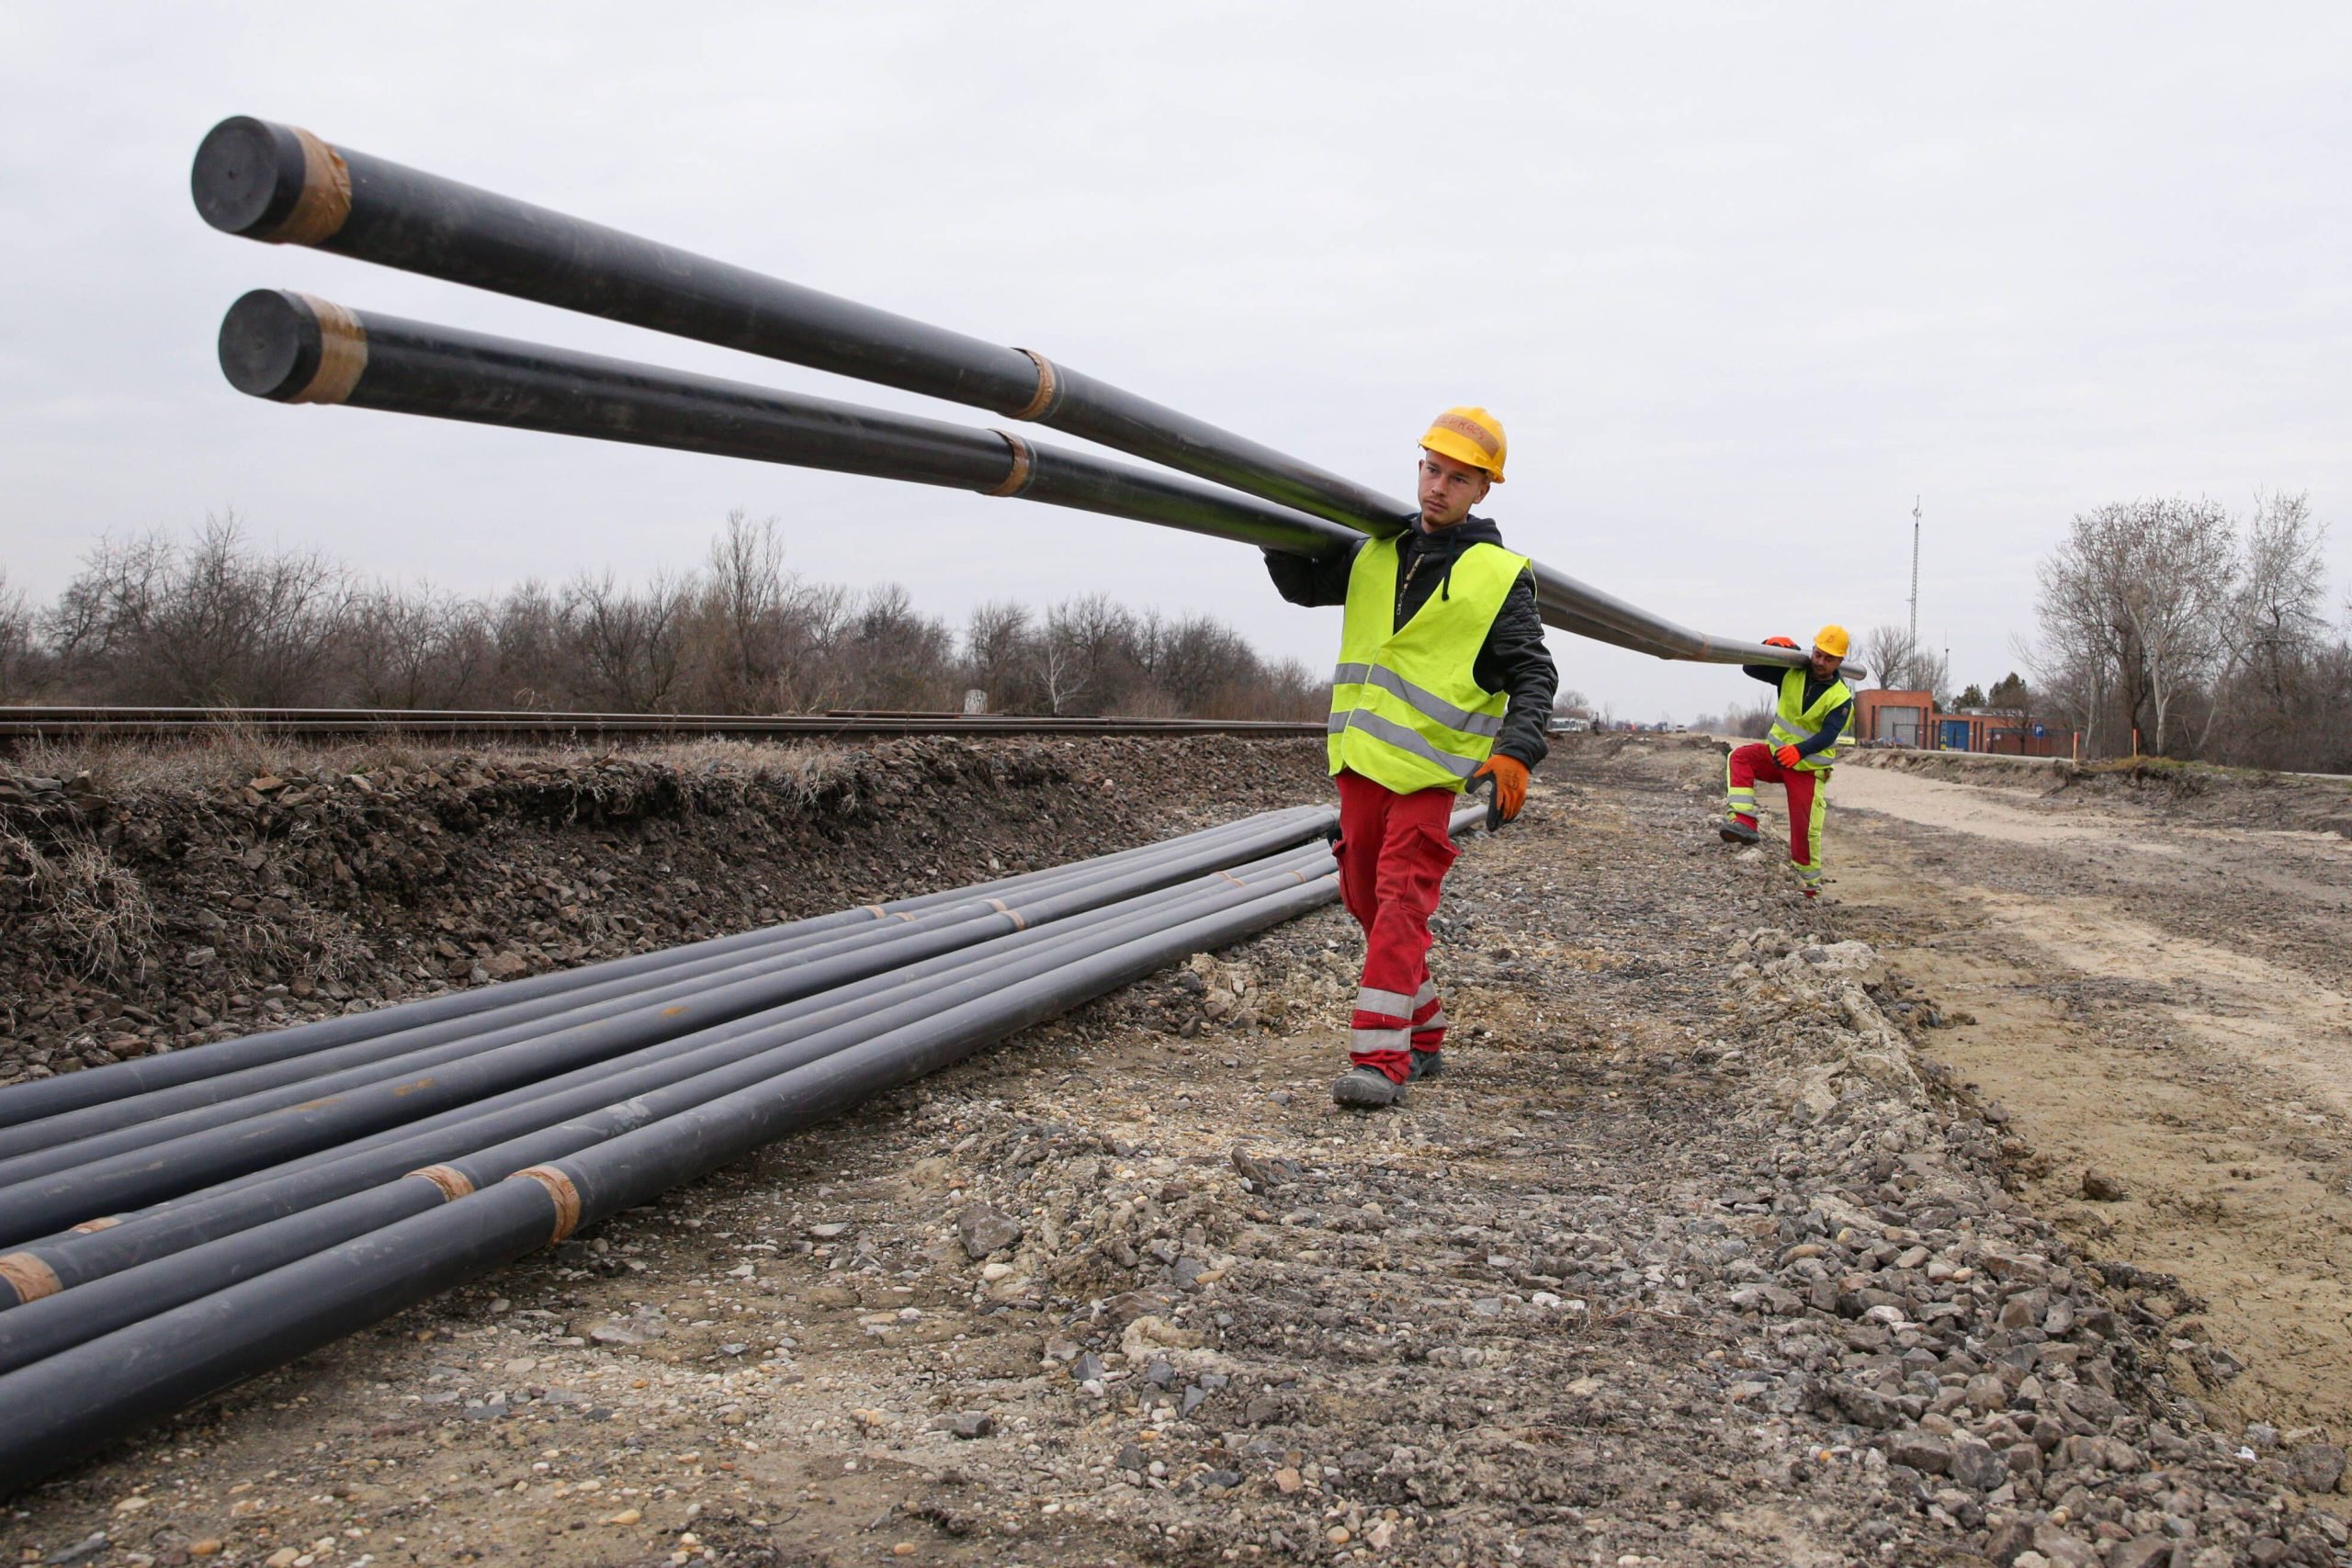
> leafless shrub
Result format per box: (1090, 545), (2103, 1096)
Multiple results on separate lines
(21, 511), (1338, 724)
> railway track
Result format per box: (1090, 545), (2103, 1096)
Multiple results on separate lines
(0, 706), (1324, 743)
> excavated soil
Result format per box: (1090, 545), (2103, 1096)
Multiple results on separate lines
(5, 735), (2350, 1568)
(0, 736), (1328, 1089)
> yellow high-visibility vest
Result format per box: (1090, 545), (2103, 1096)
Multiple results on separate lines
(1327, 535), (1527, 794)
(1769, 667), (1853, 772)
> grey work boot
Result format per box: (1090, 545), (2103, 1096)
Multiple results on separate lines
(1408, 1048), (1445, 1082)
(1719, 818), (1760, 845)
(1331, 1065), (1408, 1109)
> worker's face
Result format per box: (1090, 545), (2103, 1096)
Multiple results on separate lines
(1417, 450), (1491, 528)
(1809, 647), (1844, 680)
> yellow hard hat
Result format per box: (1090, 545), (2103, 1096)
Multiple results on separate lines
(1419, 406), (1507, 483)
(1814, 625), (1850, 659)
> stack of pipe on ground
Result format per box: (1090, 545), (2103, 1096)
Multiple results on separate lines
(0, 804), (1483, 1492)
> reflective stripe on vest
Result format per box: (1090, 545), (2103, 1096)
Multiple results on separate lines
(1767, 667), (1853, 772)
(1327, 536), (1527, 795)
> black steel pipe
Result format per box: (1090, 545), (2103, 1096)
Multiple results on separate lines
(190, 117), (1848, 673)
(0, 805), (1323, 1131)
(0, 815), (1330, 1238)
(0, 803), (1482, 1485)
(0, 847), (1328, 1362)
(0, 840), (1332, 1296)
(0, 807), (1323, 1156)
(0, 859), (1343, 1493)
(220, 289), (1375, 559)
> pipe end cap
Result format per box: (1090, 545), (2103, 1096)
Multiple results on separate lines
(192, 117), (311, 237)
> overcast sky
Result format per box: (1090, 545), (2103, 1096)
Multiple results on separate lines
(4, 2), (2347, 720)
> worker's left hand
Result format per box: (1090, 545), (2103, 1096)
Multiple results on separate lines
(1471, 755), (1529, 822)
(1774, 744), (1802, 769)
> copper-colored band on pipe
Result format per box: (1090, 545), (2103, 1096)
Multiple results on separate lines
(986, 897), (1027, 931)
(263, 127), (354, 246)
(288, 295), (368, 405)
(409, 1164), (476, 1201)
(0, 1253), (62, 1304)
(70, 1216), (122, 1234)
(511, 1165), (583, 1243)
(983, 432), (1035, 497)
(1009, 348), (1058, 421)
(861, 905), (888, 919)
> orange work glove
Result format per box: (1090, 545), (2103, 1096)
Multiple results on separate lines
(1763, 636), (1800, 649)
(1775, 744), (1803, 769)
(1471, 755), (1529, 821)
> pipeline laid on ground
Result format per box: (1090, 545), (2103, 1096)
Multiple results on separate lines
(188, 115), (1860, 678)
(0, 804), (1486, 1492)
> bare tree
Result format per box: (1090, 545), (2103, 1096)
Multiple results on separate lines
(697, 509), (794, 713)
(562, 569), (695, 712)
(2198, 491), (2328, 758)
(0, 570), (38, 702)
(43, 514), (354, 705)
(962, 600), (1031, 708)
(1857, 626), (1948, 702)
(345, 583), (492, 708)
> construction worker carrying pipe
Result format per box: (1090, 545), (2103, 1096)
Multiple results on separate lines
(1264, 408), (1559, 1109)
(1719, 626), (1854, 897)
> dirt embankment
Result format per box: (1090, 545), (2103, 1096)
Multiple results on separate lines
(1831, 753), (2352, 1458)
(7, 734), (2347, 1568)
(0, 736), (1328, 1089)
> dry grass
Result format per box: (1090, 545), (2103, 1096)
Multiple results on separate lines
(5, 733), (858, 802)
(3, 827), (158, 982)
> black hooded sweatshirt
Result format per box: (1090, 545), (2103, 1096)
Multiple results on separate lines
(1262, 512), (1558, 769)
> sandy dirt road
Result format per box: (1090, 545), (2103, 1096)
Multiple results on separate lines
(1817, 758), (2352, 1443)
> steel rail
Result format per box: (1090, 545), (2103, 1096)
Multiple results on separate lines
(0, 808), (1327, 1156)
(0, 806), (1326, 1130)
(0, 706), (1327, 741)
(0, 844), (1331, 1359)
(188, 117), (1851, 674)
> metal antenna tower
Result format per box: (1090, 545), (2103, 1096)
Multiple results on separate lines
(1908, 496), (1921, 644)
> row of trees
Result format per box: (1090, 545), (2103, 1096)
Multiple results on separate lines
(2024, 491), (2348, 770)
(4, 513), (1327, 721)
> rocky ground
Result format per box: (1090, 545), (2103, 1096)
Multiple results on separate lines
(5, 735), (2348, 1566)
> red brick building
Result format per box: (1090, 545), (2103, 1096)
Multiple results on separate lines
(1851, 689), (2064, 756)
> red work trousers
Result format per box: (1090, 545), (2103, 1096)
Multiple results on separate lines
(1724, 742), (1827, 895)
(1334, 769), (1460, 1084)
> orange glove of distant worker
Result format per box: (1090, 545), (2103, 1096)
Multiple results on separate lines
(1471, 755), (1529, 821)
(1775, 744), (1803, 769)
(1763, 636), (1800, 649)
